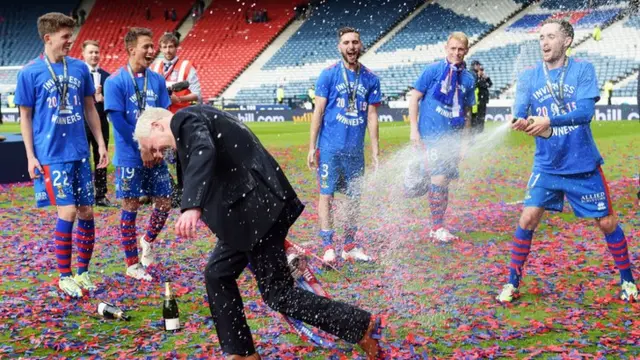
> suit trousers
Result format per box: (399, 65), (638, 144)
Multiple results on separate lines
(204, 209), (371, 355)
(85, 118), (110, 199)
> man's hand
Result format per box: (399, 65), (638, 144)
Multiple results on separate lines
(27, 156), (43, 179)
(141, 148), (155, 168)
(307, 149), (317, 170)
(410, 127), (421, 145)
(460, 141), (469, 161)
(170, 93), (180, 105)
(95, 86), (103, 102)
(525, 116), (551, 137)
(511, 118), (529, 131)
(175, 208), (202, 238)
(371, 151), (379, 172)
(97, 144), (109, 168)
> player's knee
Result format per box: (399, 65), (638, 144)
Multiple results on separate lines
(57, 206), (77, 222)
(122, 198), (140, 212)
(519, 211), (541, 230)
(77, 205), (93, 220)
(204, 264), (223, 289)
(154, 197), (171, 212)
(596, 215), (617, 234)
(260, 283), (290, 313)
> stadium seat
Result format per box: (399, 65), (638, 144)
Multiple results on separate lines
(0, 0), (78, 66)
(177, 0), (299, 99)
(262, 0), (423, 70)
(615, 76), (638, 97)
(234, 0), (525, 102)
(68, 0), (192, 73)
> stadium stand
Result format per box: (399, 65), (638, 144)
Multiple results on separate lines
(68, 0), (192, 73)
(0, 68), (19, 87)
(262, 0), (423, 70)
(234, 0), (527, 103)
(177, 0), (300, 98)
(470, 0), (634, 98)
(1, 0), (637, 105)
(376, 3), (491, 53)
(616, 76), (637, 97)
(0, 0), (78, 66)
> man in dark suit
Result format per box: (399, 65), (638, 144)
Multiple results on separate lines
(133, 106), (382, 360)
(472, 64), (492, 134)
(82, 40), (113, 207)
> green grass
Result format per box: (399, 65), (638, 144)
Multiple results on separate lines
(0, 120), (638, 359)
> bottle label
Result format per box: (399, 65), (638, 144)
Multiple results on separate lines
(97, 303), (107, 316)
(165, 318), (180, 330)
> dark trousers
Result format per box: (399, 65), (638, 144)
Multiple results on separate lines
(171, 158), (183, 208)
(204, 210), (371, 355)
(85, 119), (109, 199)
(471, 103), (487, 133)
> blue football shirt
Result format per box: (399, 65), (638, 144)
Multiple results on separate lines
(14, 55), (95, 165)
(513, 58), (602, 174)
(413, 60), (476, 138)
(104, 66), (171, 167)
(315, 62), (382, 154)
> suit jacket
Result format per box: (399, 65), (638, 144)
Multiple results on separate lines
(476, 76), (492, 105)
(170, 105), (304, 251)
(89, 67), (110, 125)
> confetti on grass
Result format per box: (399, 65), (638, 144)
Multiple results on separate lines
(0, 143), (638, 359)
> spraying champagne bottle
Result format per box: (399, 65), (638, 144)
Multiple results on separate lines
(97, 302), (131, 321)
(511, 117), (552, 139)
(163, 281), (181, 331)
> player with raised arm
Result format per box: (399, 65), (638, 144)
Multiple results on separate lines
(497, 19), (637, 303)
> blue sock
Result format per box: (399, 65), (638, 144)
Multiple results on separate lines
(605, 225), (634, 284)
(429, 184), (448, 229)
(509, 226), (534, 288)
(120, 210), (139, 267)
(54, 218), (74, 277)
(319, 229), (334, 249)
(75, 218), (95, 275)
(344, 226), (357, 251)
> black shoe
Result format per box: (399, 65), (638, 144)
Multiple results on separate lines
(95, 197), (114, 207)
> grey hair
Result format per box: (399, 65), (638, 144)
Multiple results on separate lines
(133, 107), (173, 145)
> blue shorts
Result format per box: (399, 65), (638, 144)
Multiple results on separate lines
(316, 150), (364, 196)
(115, 163), (173, 199)
(422, 139), (460, 179)
(524, 167), (612, 218)
(34, 160), (94, 208)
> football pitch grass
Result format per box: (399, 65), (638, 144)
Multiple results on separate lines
(0, 120), (638, 359)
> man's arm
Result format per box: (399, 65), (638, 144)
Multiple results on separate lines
(464, 106), (472, 133)
(549, 98), (595, 126)
(512, 69), (533, 131)
(107, 111), (136, 147)
(408, 89), (424, 143)
(367, 104), (379, 169)
(19, 106), (42, 178)
(84, 96), (108, 168)
(175, 111), (217, 237)
(182, 67), (202, 103)
(307, 96), (327, 169)
(179, 114), (216, 211)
